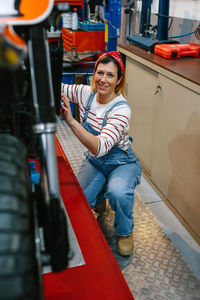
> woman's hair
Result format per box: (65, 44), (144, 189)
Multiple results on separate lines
(91, 54), (126, 97)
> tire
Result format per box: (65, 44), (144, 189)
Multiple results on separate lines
(0, 134), (40, 300)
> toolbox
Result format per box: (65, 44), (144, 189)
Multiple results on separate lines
(62, 27), (105, 54)
(154, 43), (200, 59)
(54, 0), (84, 9)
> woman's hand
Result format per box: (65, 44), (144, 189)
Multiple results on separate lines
(60, 93), (98, 155)
(60, 93), (74, 125)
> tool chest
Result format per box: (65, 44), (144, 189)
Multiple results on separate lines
(62, 27), (105, 53)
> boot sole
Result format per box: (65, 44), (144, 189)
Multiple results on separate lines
(118, 247), (134, 256)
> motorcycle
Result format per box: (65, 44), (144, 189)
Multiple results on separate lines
(0, 1), (70, 299)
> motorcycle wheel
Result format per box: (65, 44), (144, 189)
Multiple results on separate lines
(0, 134), (41, 300)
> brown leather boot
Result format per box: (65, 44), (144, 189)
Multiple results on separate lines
(93, 199), (106, 214)
(118, 234), (134, 256)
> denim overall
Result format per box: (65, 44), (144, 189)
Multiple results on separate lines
(78, 92), (142, 236)
(82, 92), (139, 176)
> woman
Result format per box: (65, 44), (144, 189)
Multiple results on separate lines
(60, 51), (141, 256)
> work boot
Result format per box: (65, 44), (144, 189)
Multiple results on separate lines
(117, 234), (134, 256)
(93, 199), (106, 214)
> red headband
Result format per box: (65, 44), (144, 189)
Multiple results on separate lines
(94, 51), (124, 76)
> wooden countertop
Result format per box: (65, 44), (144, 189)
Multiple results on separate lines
(118, 42), (200, 87)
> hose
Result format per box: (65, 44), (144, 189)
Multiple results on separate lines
(169, 30), (196, 39)
(169, 25), (200, 40)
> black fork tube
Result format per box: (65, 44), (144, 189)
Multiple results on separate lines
(28, 24), (56, 125)
(28, 24), (60, 203)
(28, 24), (69, 272)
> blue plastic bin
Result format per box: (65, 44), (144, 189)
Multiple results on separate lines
(79, 21), (105, 31)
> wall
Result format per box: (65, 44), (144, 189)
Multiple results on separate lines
(151, 0), (200, 20)
(123, 0), (200, 44)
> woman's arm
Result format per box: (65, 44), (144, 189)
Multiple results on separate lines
(61, 83), (78, 103)
(60, 93), (98, 155)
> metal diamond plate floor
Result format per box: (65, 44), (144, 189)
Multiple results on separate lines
(56, 116), (200, 300)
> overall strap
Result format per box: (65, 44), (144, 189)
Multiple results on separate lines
(82, 92), (96, 122)
(102, 100), (129, 129)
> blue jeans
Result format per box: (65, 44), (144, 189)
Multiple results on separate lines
(77, 158), (141, 236)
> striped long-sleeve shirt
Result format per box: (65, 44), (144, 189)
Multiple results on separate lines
(61, 83), (132, 158)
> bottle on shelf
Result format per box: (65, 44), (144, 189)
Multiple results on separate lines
(50, 24), (55, 32)
(72, 8), (78, 31)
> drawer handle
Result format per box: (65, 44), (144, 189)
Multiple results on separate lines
(155, 85), (161, 95)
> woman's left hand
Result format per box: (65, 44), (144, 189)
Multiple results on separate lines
(60, 93), (74, 125)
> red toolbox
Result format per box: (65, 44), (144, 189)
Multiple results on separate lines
(154, 43), (200, 59)
(62, 27), (105, 54)
(54, 0), (84, 9)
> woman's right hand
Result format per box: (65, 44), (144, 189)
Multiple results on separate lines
(60, 93), (98, 155)
(60, 93), (74, 125)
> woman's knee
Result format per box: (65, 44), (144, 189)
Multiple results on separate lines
(108, 185), (126, 200)
(107, 176), (131, 197)
(107, 183), (132, 204)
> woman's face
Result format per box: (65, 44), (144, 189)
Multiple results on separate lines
(94, 62), (121, 102)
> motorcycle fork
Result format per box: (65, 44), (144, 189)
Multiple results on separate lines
(28, 24), (68, 272)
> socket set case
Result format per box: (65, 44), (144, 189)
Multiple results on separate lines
(154, 43), (200, 59)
